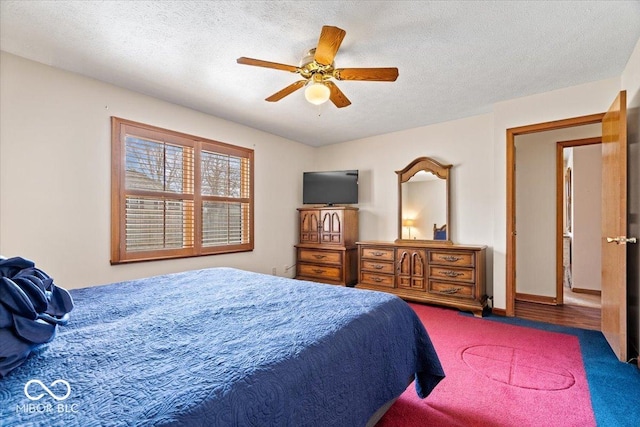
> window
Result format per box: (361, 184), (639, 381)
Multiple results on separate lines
(111, 117), (254, 263)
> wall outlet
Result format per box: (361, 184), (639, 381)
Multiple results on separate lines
(271, 267), (277, 276)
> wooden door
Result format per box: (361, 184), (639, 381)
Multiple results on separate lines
(396, 248), (426, 290)
(601, 91), (627, 361)
(320, 210), (343, 244)
(300, 210), (319, 243)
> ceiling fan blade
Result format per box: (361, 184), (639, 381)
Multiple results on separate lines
(237, 57), (298, 73)
(334, 67), (399, 81)
(265, 80), (307, 102)
(314, 26), (346, 65)
(325, 81), (351, 108)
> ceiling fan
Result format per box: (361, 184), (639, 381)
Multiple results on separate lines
(237, 25), (399, 108)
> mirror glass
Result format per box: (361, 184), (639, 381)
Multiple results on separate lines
(397, 157), (451, 243)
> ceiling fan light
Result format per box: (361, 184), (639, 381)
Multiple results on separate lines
(304, 82), (330, 105)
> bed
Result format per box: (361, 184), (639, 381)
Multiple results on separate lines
(1, 267), (444, 426)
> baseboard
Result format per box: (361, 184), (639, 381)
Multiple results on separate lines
(515, 293), (557, 305)
(491, 307), (507, 316)
(570, 287), (601, 296)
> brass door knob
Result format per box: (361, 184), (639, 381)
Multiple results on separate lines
(606, 236), (638, 244)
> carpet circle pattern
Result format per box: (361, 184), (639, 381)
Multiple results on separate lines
(460, 344), (576, 390)
(378, 305), (597, 427)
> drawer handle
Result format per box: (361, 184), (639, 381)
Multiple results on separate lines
(312, 269), (326, 274)
(373, 264), (384, 269)
(438, 287), (462, 294)
(372, 251), (385, 256)
(372, 276), (384, 283)
(440, 255), (462, 262)
(440, 270), (464, 278)
(313, 254), (327, 259)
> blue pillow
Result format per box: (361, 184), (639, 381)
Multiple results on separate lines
(0, 257), (73, 377)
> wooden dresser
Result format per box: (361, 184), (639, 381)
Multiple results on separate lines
(357, 241), (487, 316)
(295, 207), (358, 286)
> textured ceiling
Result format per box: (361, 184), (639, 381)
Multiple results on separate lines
(1, 1), (639, 147)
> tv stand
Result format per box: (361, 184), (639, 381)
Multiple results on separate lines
(295, 206), (359, 286)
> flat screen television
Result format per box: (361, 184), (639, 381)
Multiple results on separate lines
(303, 170), (359, 206)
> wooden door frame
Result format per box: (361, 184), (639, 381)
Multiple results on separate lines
(555, 137), (602, 305)
(506, 113), (605, 317)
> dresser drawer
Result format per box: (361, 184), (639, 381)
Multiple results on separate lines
(298, 263), (342, 281)
(361, 247), (394, 261)
(429, 266), (474, 283)
(429, 251), (475, 267)
(361, 260), (395, 274)
(429, 280), (475, 299)
(360, 272), (395, 288)
(298, 249), (342, 264)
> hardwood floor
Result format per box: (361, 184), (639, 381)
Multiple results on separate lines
(514, 300), (601, 331)
(564, 287), (601, 309)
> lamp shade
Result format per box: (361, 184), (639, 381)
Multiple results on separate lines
(402, 219), (415, 227)
(304, 82), (330, 105)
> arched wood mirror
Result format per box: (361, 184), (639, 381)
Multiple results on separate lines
(396, 157), (452, 243)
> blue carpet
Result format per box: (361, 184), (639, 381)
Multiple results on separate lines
(474, 313), (640, 427)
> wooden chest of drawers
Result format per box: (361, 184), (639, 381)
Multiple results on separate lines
(295, 245), (357, 286)
(357, 241), (487, 317)
(295, 207), (359, 287)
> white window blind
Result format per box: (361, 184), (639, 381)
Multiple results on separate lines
(111, 118), (254, 263)
(201, 150), (251, 247)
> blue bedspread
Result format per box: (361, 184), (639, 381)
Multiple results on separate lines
(0, 267), (444, 426)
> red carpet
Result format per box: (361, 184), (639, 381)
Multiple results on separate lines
(378, 304), (596, 427)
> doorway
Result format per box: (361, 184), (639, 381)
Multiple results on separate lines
(507, 115), (602, 330)
(510, 124), (603, 330)
(505, 113), (605, 317)
(506, 92), (630, 361)
(558, 139), (603, 317)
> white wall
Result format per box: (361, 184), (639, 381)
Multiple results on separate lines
(491, 78), (620, 309)
(317, 77), (620, 309)
(514, 125), (600, 298)
(572, 144), (602, 292)
(315, 113), (496, 293)
(0, 52), (315, 289)
(315, 113), (495, 245)
(514, 131), (556, 297)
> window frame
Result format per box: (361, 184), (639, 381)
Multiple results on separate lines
(111, 117), (254, 264)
